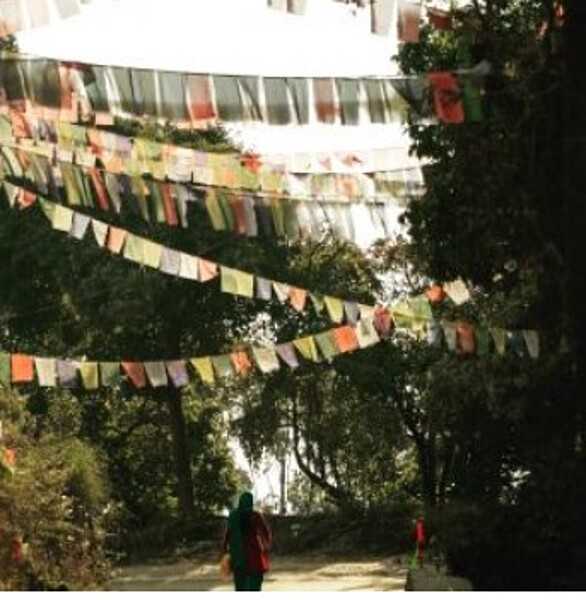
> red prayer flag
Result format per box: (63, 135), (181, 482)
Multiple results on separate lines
(428, 72), (465, 124)
(88, 168), (110, 211)
(162, 183), (179, 227)
(121, 362), (147, 389)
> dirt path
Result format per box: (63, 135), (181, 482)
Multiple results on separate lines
(109, 554), (408, 592)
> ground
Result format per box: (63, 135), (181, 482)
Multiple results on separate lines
(108, 553), (409, 592)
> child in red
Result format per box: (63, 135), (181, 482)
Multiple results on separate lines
(413, 516), (426, 567)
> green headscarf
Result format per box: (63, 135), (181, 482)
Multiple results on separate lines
(227, 492), (254, 571)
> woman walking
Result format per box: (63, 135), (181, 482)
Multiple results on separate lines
(222, 492), (272, 592)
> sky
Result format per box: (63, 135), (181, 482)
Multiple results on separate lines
(16, 0), (413, 507)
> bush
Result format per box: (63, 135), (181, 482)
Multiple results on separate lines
(0, 391), (113, 590)
(430, 499), (586, 590)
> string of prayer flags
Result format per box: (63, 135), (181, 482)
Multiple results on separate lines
(0, 57), (415, 130)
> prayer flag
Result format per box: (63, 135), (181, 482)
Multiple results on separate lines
(442, 322), (458, 351)
(79, 362), (99, 390)
(355, 319), (380, 348)
(57, 360), (78, 387)
(166, 361), (189, 387)
(456, 322), (476, 355)
(443, 279), (470, 305)
(34, 358), (57, 387)
(212, 355), (234, 379)
(122, 362), (147, 389)
(333, 326), (360, 353)
(145, 362), (169, 388)
(523, 330), (540, 359)
(324, 296), (345, 324)
(100, 362), (121, 387)
(123, 234), (145, 264)
(191, 357), (215, 385)
(293, 336), (319, 362)
(160, 248), (181, 276)
(315, 331), (338, 361)
(52, 204), (74, 233)
(0, 353), (10, 388)
(179, 253), (199, 281)
(272, 282), (290, 303)
(428, 72), (465, 125)
(11, 354), (34, 383)
(289, 287), (308, 312)
(221, 267), (254, 298)
(231, 351), (253, 376)
(276, 343), (299, 369)
(398, 0), (421, 43)
(107, 227), (127, 254)
(314, 78), (337, 124)
(252, 347), (280, 374)
(256, 277), (273, 301)
(91, 219), (109, 247)
(141, 239), (163, 269)
(199, 259), (219, 283)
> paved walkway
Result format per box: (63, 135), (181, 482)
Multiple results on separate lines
(109, 555), (408, 592)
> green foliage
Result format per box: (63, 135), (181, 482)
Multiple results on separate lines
(0, 390), (112, 590)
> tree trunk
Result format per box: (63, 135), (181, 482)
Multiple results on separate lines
(164, 387), (195, 522)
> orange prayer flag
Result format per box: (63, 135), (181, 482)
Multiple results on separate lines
(288, 287), (308, 313)
(121, 362), (147, 389)
(200, 259), (218, 282)
(107, 227), (127, 254)
(333, 326), (360, 353)
(230, 351), (253, 376)
(11, 354), (34, 383)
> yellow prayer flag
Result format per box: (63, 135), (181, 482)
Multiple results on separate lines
(191, 357), (215, 385)
(79, 362), (99, 390)
(221, 267), (254, 298)
(324, 296), (344, 324)
(293, 336), (320, 362)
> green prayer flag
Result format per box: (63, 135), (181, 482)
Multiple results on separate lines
(100, 362), (121, 387)
(461, 77), (483, 122)
(205, 190), (227, 231)
(212, 355), (234, 379)
(218, 190), (235, 231)
(0, 352), (11, 388)
(61, 163), (82, 206)
(315, 331), (339, 361)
